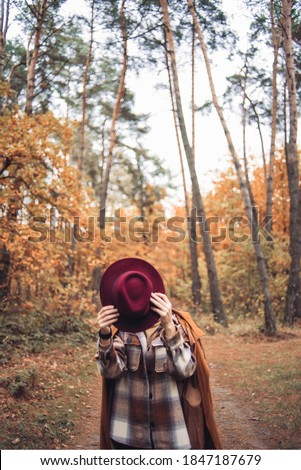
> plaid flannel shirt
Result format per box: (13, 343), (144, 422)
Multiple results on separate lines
(96, 318), (196, 449)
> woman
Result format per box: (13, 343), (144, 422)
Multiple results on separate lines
(95, 257), (221, 450)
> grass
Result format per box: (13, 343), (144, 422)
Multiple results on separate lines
(0, 342), (98, 449)
(2, 400), (74, 449)
(0, 366), (39, 398)
(0, 305), (98, 449)
(0, 307), (95, 365)
(248, 364), (301, 436)
(202, 318), (301, 449)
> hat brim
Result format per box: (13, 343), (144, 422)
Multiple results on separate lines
(99, 257), (165, 333)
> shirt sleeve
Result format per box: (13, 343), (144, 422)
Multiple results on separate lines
(160, 324), (196, 380)
(95, 333), (127, 379)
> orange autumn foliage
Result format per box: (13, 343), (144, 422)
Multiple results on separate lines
(1, 111), (297, 323)
(0, 112), (103, 316)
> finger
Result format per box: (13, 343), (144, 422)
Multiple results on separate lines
(98, 315), (119, 325)
(101, 305), (118, 312)
(151, 292), (163, 298)
(98, 313), (119, 321)
(98, 310), (119, 317)
(98, 311), (119, 318)
(150, 300), (166, 312)
(153, 292), (172, 306)
(98, 310), (117, 319)
(100, 318), (119, 328)
(150, 294), (166, 306)
(151, 292), (169, 304)
(150, 296), (169, 311)
(98, 313), (119, 324)
(98, 308), (118, 315)
(150, 304), (169, 315)
(150, 306), (163, 316)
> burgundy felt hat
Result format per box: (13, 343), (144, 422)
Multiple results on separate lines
(99, 257), (165, 333)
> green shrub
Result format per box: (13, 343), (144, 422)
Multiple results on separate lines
(1, 367), (39, 398)
(0, 303), (95, 364)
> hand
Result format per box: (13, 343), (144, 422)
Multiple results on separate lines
(97, 305), (119, 335)
(150, 292), (176, 338)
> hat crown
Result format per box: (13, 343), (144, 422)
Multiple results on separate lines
(99, 257), (165, 332)
(112, 270), (152, 318)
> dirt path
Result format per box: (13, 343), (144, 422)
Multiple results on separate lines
(72, 372), (103, 450)
(71, 336), (279, 450)
(209, 375), (276, 449)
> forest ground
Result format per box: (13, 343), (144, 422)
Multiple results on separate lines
(1, 314), (301, 450)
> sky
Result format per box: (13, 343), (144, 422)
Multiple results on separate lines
(122, 0), (254, 213)
(123, 0), (301, 214)
(9, 0), (301, 214)
(62, 0), (258, 210)
(123, 0), (273, 205)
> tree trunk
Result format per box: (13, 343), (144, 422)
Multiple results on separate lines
(0, 0), (10, 80)
(1, 62), (22, 114)
(99, 118), (107, 182)
(188, 0), (276, 335)
(245, 95), (267, 183)
(71, 3), (95, 269)
(281, 0), (301, 325)
(136, 152), (145, 219)
(160, 0), (227, 326)
(266, 0), (282, 234)
(25, 0), (48, 115)
(68, 224), (76, 277)
(241, 63), (259, 225)
(99, 0), (127, 229)
(190, 22), (202, 309)
(78, 0), (95, 172)
(284, 79), (288, 161)
(164, 30), (202, 310)
(0, 242), (10, 300)
(0, 177), (22, 301)
(91, 246), (101, 307)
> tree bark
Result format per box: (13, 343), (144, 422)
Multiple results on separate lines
(25, 0), (48, 115)
(0, 177), (22, 301)
(91, 246), (101, 307)
(68, 224), (76, 277)
(160, 0), (227, 326)
(281, 0), (301, 325)
(0, 242), (10, 300)
(78, 0), (95, 172)
(283, 79), (288, 161)
(241, 63), (259, 225)
(165, 30), (202, 310)
(190, 20), (202, 309)
(71, 0), (97, 276)
(1, 62), (22, 114)
(99, 0), (127, 229)
(188, 0), (276, 334)
(245, 95), (267, 183)
(266, 0), (282, 234)
(0, 0), (10, 80)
